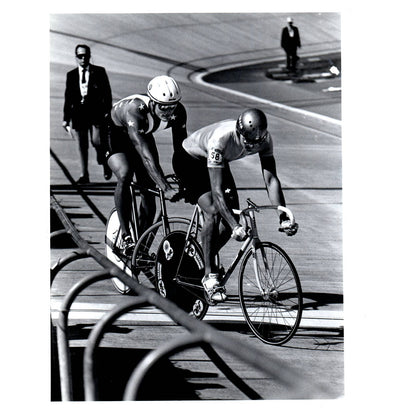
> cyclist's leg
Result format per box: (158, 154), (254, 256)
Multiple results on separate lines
(107, 152), (134, 238)
(198, 192), (227, 302)
(106, 121), (135, 240)
(133, 154), (157, 239)
(174, 149), (214, 261)
(197, 191), (221, 276)
(214, 162), (239, 253)
(173, 149), (225, 300)
(137, 190), (156, 237)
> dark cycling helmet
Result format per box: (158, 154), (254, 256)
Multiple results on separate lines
(147, 75), (182, 104)
(236, 108), (268, 143)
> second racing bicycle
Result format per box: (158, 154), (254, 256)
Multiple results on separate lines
(154, 198), (303, 345)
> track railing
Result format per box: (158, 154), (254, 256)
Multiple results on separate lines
(50, 194), (328, 401)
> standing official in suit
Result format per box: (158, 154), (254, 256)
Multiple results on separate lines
(63, 44), (113, 183)
(281, 17), (302, 72)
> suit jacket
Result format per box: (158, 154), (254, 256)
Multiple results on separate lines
(63, 64), (112, 129)
(281, 26), (301, 51)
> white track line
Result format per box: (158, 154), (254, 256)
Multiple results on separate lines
(191, 71), (342, 128)
(50, 301), (343, 329)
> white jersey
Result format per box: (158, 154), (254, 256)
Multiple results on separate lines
(182, 119), (274, 168)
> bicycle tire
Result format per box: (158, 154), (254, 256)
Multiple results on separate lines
(238, 241), (303, 345)
(154, 230), (209, 320)
(105, 208), (137, 295)
(131, 217), (192, 287)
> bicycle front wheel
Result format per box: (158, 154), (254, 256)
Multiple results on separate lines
(238, 241), (303, 345)
(131, 217), (192, 287)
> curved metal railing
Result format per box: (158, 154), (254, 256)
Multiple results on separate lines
(50, 194), (328, 401)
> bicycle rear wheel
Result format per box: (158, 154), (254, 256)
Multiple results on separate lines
(238, 241), (302, 345)
(131, 218), (192, 287)
(105, 208), (136, 295)
(154, 230), (209, 320)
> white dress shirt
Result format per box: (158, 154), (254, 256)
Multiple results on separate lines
(78, 65), (90, 99)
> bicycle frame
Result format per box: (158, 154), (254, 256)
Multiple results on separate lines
(129, 184), (140, 242)
(107, 179), (175, 260)
(156, 198), (301, 343)
(217, 212), (257, 287)
(178, 199), (293, 294)
(107, 174), (196, 295)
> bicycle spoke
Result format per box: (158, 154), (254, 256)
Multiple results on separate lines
(239, 242), (302, 345)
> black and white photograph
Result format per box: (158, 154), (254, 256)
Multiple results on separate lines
(49, 11), (343, 402)
(5, 1), (415, 413)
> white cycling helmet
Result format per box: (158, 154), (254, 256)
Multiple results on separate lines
(147, 75), (182, 104)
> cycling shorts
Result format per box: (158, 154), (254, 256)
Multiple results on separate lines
(173, 148), (238, 206)
(105, 118), (154, 189)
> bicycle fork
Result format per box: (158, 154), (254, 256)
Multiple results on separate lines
(248, 211), (274, 297)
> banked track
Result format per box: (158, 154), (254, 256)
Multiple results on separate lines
(50, 13), (342, 400)
(50, 179), (329, 401)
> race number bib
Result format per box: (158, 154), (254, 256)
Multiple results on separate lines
(207, 148), (224, 168)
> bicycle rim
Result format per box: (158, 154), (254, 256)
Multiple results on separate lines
(238, 241), (302, 345)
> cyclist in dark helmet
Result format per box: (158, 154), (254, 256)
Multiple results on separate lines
(237, 107), (268, 148)
(173, 108), (298, 303)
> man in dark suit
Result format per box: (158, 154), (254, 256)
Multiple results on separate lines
(63, 44), (113, 183)
(281, 17), (302, 72)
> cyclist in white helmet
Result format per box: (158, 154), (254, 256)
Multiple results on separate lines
(106, 75), (186, 255)
(173, 108), (298, 303)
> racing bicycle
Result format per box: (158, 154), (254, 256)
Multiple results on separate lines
(104, 175), (192, 294)
(154, 199), (303, 345)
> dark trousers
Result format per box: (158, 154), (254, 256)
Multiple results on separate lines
(285, 48), (299, 70)
(71, 122), (107, 177)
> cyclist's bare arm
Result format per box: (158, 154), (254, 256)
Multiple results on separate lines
(260, 154), (298, 235)
(131, 131), (172, 192)
(171, 108), (188, 153)
(121, 102), (173, 194)
(208, 167), (239, 230)
(260, 155), (287, 216)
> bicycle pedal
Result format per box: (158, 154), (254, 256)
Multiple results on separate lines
(204, 288), (227, 305)
(204, 291), (218, 306)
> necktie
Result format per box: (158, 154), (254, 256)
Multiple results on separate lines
(82, 68), (86, 83)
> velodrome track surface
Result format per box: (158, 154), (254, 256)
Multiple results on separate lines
(50, 13), (343, 400)
(50, 12), (342, 290)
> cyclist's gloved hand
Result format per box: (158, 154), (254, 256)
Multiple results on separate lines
(231, 224), (247, 241)
(279, 220), (299, 236)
